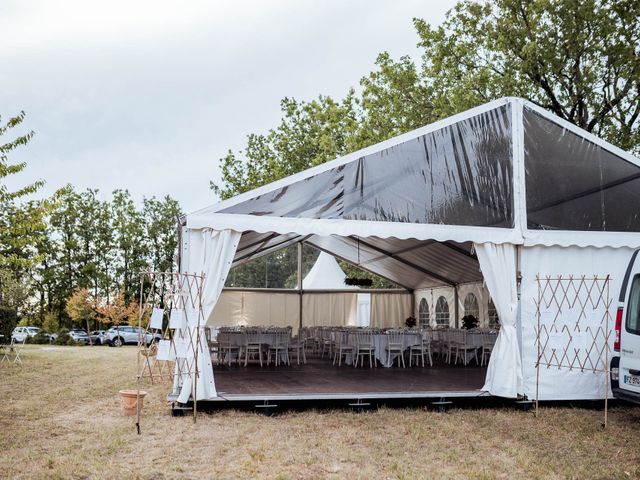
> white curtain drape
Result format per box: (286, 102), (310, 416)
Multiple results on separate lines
(370, 293), (413, 328)
(178, 228), (241, 402)
(474, 242), (523, 398)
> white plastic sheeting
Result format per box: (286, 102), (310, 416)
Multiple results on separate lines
(475, 242), (522, 397)
(520, 246), (633, 400)
(177, 228), (241, 403)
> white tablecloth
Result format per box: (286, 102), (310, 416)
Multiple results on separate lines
(346, 332), (422, 368)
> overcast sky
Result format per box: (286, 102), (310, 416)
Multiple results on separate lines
(1, 0), (456, 213)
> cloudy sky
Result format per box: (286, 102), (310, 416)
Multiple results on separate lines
(1, 0), (456, 213)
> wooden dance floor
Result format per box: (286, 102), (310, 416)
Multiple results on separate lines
(211, 356), (488, 401)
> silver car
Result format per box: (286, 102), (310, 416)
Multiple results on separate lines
(89, 330), (108, 345)
(68, 329), (91, 344)
(106, 326), (161, 347)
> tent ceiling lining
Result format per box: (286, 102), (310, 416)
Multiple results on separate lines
(347, 235), (456, 287)
(229, 229), (483, 290)
(305, 240), (415, 291)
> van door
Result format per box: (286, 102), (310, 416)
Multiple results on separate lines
(620, 257), (640, 395)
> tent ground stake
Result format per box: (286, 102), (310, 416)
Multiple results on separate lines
(431, 397), (452, 413)
(348, 399), (371, 413)
(255, 400), (278, 416)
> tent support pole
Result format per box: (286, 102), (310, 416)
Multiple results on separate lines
(454, 285), (459, 328)
(298, 241), (303, 332)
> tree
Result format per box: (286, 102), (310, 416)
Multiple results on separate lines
(112, 190), (147, 303)
(66, 288), (98, 342)
(212, 94), (360, 200)
(414, 0), (640, 152)
(212, 0), (640, 200)
(42, 311), (60, 333)
(97, 288), (138, 327)
(0, 111), (46, 318)
(0, 111), (44, 203)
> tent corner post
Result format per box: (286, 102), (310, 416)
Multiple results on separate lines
(298, 241), (303, 332)
(454, 285), (459, 328)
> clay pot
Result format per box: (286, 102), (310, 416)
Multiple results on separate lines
(118, 389), (148, 416)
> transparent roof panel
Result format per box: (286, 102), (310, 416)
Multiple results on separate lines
(524, 107), (640, 231)
(222, 105), (514, 228)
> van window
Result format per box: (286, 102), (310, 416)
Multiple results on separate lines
(627, 275), (640, 335)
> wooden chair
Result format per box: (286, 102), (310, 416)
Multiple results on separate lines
(481, 332), (495, 366)
(288, 334), (307, 365)
(267, 329), (290, 366)
(332, 330), (354, 366)
(218, 331), (242, 366)
(354, 330), (375, 368)
(385, 330), (406, 368)
(1, 337), (25, 365)
(409, 330), (433, 367)
(454, 330), (479, 366)
(243, 330), (264, 367)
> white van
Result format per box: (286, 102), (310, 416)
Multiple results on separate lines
(611, 250), (640, 404)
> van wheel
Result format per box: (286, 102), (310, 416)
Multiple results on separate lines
(112, 337), (123, 347)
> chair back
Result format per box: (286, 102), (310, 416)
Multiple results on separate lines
(246, 330), (261, 345)
(387, 329), (404, 346)
(482, 332), (496, 348)
(356, 330), (372, 346)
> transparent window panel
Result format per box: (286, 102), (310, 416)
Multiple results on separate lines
(524, 107), (640, 231)
(223, 106), (513, 228)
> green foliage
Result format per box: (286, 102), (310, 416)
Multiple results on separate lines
(0, 111), (44, 203)
(42, 312), (60, 333)
(28, 331), (51, 344)
(0, 306), (18, 340)
(54, 329), (70, 345)
(212, 0), (640, 202)
(413, 0), (640, 151)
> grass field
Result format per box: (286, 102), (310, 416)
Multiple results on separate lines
(1, 345), (639, 479)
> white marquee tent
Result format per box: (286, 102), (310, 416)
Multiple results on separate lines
(176, 97), (640, 404)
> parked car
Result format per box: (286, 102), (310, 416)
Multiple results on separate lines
(106, 326), (161, 347)
(68, 329), (91, 344)
(11, 326), (40, 342)
(89, 330), (107, 345)
(611, 249), (640, 404)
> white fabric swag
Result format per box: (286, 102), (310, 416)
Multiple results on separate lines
(178, 228), (241, 402)
(474, 242), (523, 398)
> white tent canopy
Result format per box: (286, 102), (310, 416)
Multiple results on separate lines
(178, 97), (640, 401)
(302, 251), (357, 290)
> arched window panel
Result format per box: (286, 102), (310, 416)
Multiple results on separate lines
(418, 298), (430, 328)
(524, 107), (640, 231)
(463, 293), (479, 320)
(222, 106), (514, 228)
(435, 296), (449, 328)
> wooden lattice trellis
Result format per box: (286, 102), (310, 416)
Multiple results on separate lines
(135, 271), (205, 431)
(534, 274), (611, 427)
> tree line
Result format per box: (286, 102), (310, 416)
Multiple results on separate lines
(0, 112), (182, 336)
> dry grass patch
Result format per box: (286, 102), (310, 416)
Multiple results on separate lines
(1, 345), (639, 479)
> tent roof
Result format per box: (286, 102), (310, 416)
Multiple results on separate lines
(302, 252), (357, 290)
(185, 97), (640, 289)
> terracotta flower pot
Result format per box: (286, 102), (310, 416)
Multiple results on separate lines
(118, 389), (148, 416)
